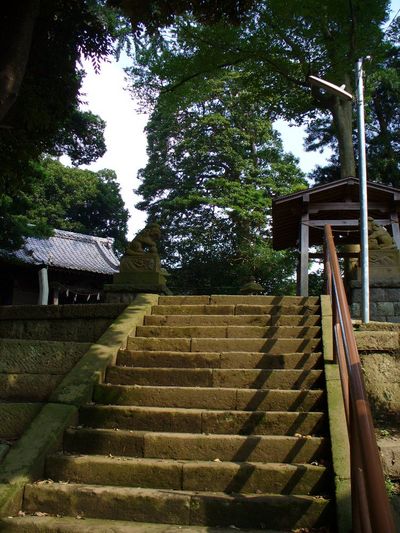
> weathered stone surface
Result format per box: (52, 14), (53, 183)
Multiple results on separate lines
(219, 351), (322, 370)
(145, 314), (321, 327)
(93, 384), (238, 410)
(106, 367), (214, 387)
(152, 305), (234, 316)
(355, 331), (399, 351)
(210, 295), (320, 305)
(0, 403), (77, 484)
(51, 294), (159, 406)
(0, 374), (62, 401)
(361, 353), (400, 414)
(23, 484), (192, 525)
(158, 296), (210, 305)
(46, 455), (183, 490)
(0, 516), (268, 532)
(0, 318), (114, 343)
(378, 438), (400, 477)
(79, 405), (203, 433)
(0, 402), (43, 440)
(0, 340), (90, 374)
(235, 304), (320, 315)
(142, 432), (328, 462)
(191, 337), (321, 354)
(235, 389), (325, 412)
(64, 427), (145, 458)
(127, 337), (191, 352)
(212, 369), (323, 390)
(45, 454), (327, 495)
(182, 461), (328, 494)
(117, 350), (221, 368)
(189, 491), (331, 529)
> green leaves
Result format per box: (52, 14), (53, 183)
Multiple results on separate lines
(135, 70), (306, 293)
(0, 158), (128, 253)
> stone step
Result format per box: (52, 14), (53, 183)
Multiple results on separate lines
(22, 483), (331, 529)
(116, 350), (323, 369)
(0, 516), (276, 533)
(64, 428), (328, 463)
(46, 454), (329, 495)
(152, 304), (320, 316)
(78, 405), (326, 436)
(145, 314), (321, 326)
(135, 325), (321, 339)
(126, 337), (322, 353)
(94, 384), (325, 411)
(158, 295), (320, 305)
(105, 367), (324, 389)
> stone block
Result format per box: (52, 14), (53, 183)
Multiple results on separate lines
(376, 302), (395, 316)
(378, 438), (400, 477)
(350, 302), (360, 318)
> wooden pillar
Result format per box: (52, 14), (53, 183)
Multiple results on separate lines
(297, 213), (309, 296)
(390, 212), (400, 249)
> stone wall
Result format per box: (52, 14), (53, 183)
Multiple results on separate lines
(350, 282), (400, 322)
(0, 303), (126, 459)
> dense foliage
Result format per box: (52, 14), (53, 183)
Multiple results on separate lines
(136, 74), (306, 293)
(128, 0), (391, 179)
(2, 158), (129, 253)
(307, 19), (400, 186)
(0, 1), (130, 248)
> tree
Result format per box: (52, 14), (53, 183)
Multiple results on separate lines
(136, 73), (306, 293)
(0, 1), (132, 248)
(128, 0), (391, 179)
(1, 158), (129, 253)
(307, 18), (400, 186)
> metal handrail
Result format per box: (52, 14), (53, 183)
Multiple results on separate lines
(323, 224), (395, 532)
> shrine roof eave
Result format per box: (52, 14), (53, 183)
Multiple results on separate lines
(272, 177), (400, 250)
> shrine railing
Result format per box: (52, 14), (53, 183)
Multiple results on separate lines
(323, 224), (395, 532)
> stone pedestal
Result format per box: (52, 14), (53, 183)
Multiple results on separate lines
(104, 251), (169, 303)
(350, 246), (400, 322)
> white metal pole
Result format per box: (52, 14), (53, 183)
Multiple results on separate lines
(38, 267), (49, 305)
(356, 58), (369, 323)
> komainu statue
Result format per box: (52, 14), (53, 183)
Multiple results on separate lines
(368, 217), (396, 250)
(107, 222), (170, 296)
(126, 223), (161, 254)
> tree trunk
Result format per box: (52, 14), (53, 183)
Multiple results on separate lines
(330, 96), (356, 178)
(0, 0), (40, 123)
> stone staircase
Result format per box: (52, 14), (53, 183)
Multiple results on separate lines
(3, 295), (334, 531)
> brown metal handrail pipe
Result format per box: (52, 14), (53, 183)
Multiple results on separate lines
(324, 224), (395, 532)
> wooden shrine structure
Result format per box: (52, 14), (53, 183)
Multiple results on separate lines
(272, 177), (400, 296)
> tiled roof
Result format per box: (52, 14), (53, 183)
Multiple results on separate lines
(1, 230), (119, 275)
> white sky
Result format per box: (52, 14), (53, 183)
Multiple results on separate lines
(78, 1), (400, 239)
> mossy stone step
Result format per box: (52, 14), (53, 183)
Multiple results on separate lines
(64, 428), (328, 463)
(0, 515), (279, 532)
(46, 454), (329, 494)
(152, 304), (320, 316)
(158, 295), (320, 305)
(145, 313), (321, 326)
(116, 350), (323, 369)
(94, 384), (325, 411)
(126, 337), (321, 353)
(105, 367), (324, 389)
(135, 325), (321, 339)
(78, 405), (326, 435)
(22, 483), (332, 529)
